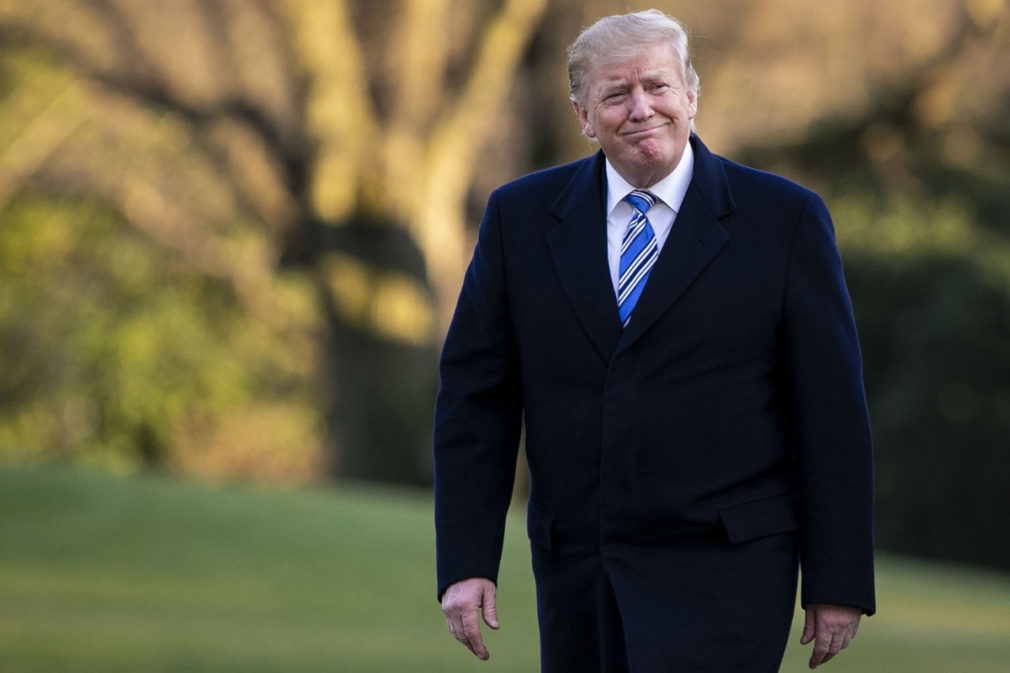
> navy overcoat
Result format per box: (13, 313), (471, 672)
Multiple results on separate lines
(434, 135), (874, 671)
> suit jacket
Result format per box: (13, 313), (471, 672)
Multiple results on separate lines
(434, 135), (875, 618)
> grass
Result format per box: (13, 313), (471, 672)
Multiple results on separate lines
(1, 464), (1008, 672)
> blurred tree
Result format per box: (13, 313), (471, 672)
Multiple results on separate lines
(2, 0), (1010, 570)
(0, 190), (324, 480)
(0, 0), (546, 484)
(720, 0), (1010, 569)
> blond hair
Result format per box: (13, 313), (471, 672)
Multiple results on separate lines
(567, 9), (700, 108)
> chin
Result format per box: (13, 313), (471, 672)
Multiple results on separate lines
(632, 145), (675, 165)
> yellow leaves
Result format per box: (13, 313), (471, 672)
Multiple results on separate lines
(321, 251), (435, 347)
(0, 197), (75, 276)
(0, 188), (325, 476)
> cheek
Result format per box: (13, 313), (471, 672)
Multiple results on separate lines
(584, 113), (604, 138)
(591, 109), (623, 138)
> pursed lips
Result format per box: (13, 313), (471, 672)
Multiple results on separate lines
(621, 123), (668, 138)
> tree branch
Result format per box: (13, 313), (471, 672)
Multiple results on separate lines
(380, 0), (454, 217)
(279, 0), (380, 222)
(420, 0), (549, 325)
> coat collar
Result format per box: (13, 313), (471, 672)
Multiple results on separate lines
(546, 151), (622, 361)
(546, 135), (735, 361)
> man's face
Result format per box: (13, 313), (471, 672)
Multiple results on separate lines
(573, 42), (697, 188)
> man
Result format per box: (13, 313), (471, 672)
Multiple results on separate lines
(435, 9), (874, 672)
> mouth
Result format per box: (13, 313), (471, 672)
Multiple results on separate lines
(622, 124), (667, 138)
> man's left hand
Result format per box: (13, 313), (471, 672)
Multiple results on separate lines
(800, 603), (861, 669)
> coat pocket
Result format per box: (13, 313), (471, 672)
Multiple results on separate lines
(526, 501), (555, 552)
(718, 493), (799, 544)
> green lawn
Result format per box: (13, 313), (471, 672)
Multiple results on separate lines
(1, 464), (1008, 672)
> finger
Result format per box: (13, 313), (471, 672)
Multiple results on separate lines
(448, 608), (479, 657)
(838, 618), (860, 652)
(444, 604), (468, 646)
(800, 608), (816, 645)
(443, 602), (462, 640)
(824, 617), (856, 657)
(821, 637), (844, 665)
(449, 612), (465, 644)
(482, 584), (500, 629)
(460, 608), (489, 660)
(808, 631), (834, 669)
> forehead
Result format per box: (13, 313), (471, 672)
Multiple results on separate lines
(587, 43), (681, 87)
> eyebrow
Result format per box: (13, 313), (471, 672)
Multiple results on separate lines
(637, 69), (676, 84)
(596, 70), (675, 96)
(599, 67), (675, 86)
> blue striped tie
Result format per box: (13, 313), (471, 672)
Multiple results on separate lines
(618, 190), (659, 327)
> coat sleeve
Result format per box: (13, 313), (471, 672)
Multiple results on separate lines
(433, 188), (523, 601)
(782, 192), (876, 615)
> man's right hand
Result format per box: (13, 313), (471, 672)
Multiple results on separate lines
(440, 577), (500, 660)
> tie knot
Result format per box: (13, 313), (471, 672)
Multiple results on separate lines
(625, 190), (656, 215)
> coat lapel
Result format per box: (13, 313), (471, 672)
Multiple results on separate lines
(616, 136), (735, 355)
(546, 152), (624, 361)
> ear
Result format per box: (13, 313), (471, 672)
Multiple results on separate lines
(572, 100), (596, 139)
(685, 89), (698, 121)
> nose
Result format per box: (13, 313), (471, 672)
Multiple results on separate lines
(628, 87), (653, 121)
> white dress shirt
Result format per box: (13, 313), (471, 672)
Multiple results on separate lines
(604, 142), (695, 295)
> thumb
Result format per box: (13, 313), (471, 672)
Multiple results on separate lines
(800, 607), (816, 645)
(481, 584), (499, 630)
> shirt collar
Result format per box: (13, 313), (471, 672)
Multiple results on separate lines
(605, 140), (694, 217)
